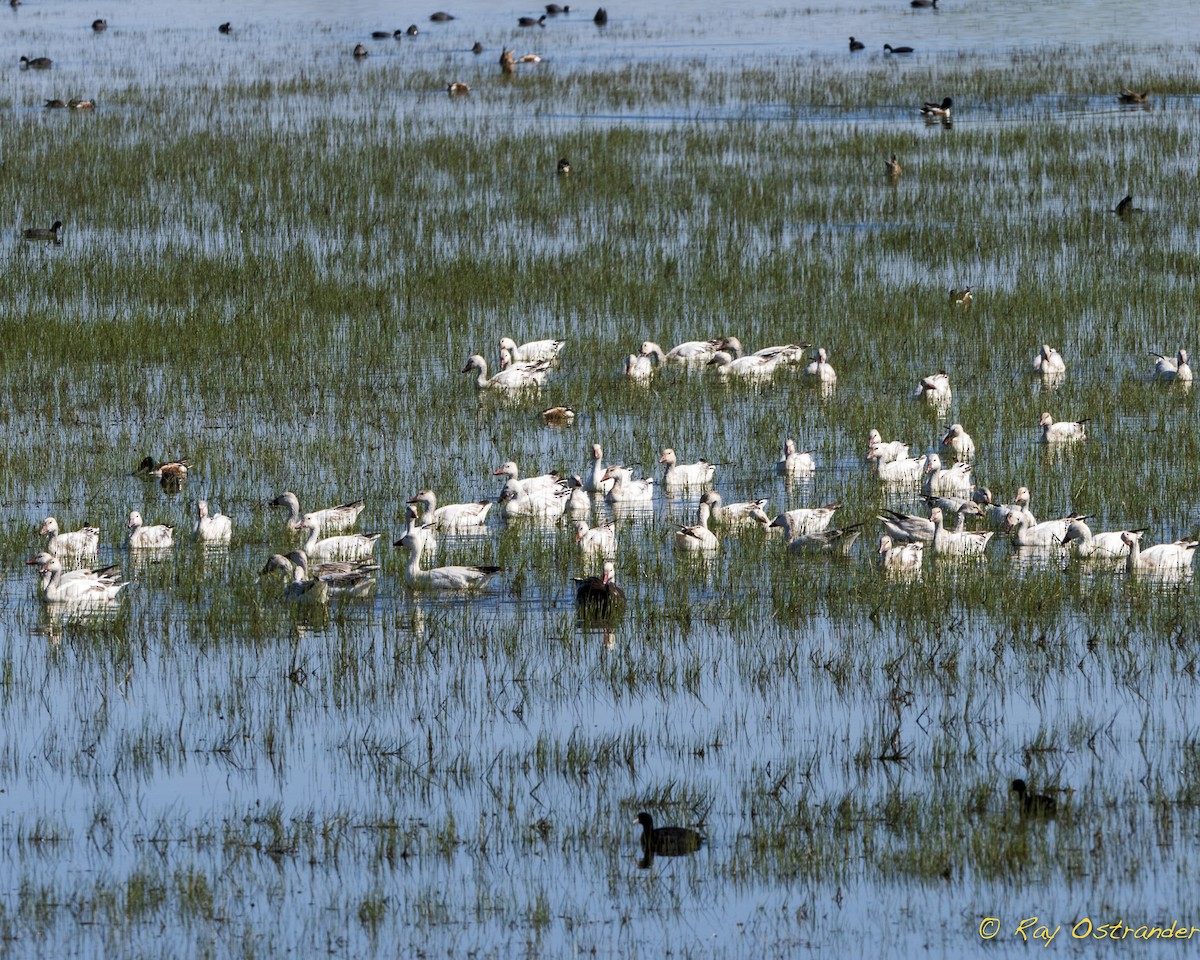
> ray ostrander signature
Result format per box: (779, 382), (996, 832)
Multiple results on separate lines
(979, 916), (1200, 944)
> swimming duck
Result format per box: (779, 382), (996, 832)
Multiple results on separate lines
(1033, 344), (1066, 375)
(406, 489), (491, 529)
(68, 99), (95, 109)
(126, 511), (174, 549)
(601, 465), (655, 503)
(541, 406), (575, 424)
(92, 18), (107, 31)
(397, 531), (500, 591)
(767, 503), (841, 539)
(883, 44), (913, 54)
(137, 456), (189, 480)
(270, 492), (365, 534)
(20, 56), (53, 69)
(472, 41), (483, 53)
(1011, 779), (1056, 818)
(1038, 411), (1087, 442)
(1151, 349), (1193, 383)
(776, 439), (815, 477)
(545, 3), (569, 13)
(518, 54), (542, 63)
(1114, 194), (1141, 216)
(193, 500), (232, 543)
(849, 37), (865, 52)
(447, 82), (469, 94)
(920, 97), (952, 117)
(574, 519), (616, 556)
(407, 24), (420, 35)
(557, 157), (572, 175)
(674, 495), (719, 552)
(803, 347), (837, 383)
(463, 354), (549, 389)
(40, 517), (99, 556)
(659, 448), (715, 488)
(518, 14), (547, 26)
(915, 371), (951, 403)
(574, 560), (626, 617)
(593, 7), (607, 24)
(884, 154), (902, 177)
(950, 286), (973, 308)
(22, 220), (63, 242)
(1117, 89), (1148, 104)
(866, 430), (910, 463)
(298, 516), (380, 561)
(429, 11), (455, 21)
(940, 423), (975, 461)
(28, 555), (128, 603)
(878, 535), (924, 570)
(911, 0), (937, 7)
(1121, 531), (1199, 575)
(498, 336), (565, 363)
(218, 22), (232, 34)
(500, 48), (515, 73)
(45, 99), (67, 109)
(633, 812), (703, 859)
(353, 44), (369, 58)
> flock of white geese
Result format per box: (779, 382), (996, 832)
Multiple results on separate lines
(25, 337), (1198, 607)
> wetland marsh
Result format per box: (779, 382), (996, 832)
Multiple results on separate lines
(3, 0), (1200, 956)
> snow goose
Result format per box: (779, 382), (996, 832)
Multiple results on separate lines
(583, 443), (608, 494)
(978, 487), (1036, 529)
(284, 565), (330, 604)
(706, 350), (778, 379)
(126, 511), (174, 549)
(270, 492), (365, 534)
(193, 501), (232, 543)
(866, 447), (924, 483)
(1033, 344), (1066, 375)
(574, 519), (617, 556)
(625, 341), (665, 380)
(922, 453), (972, 498)
(784, 523), (862, 556)
(395, 531), (501, 591)
(929, 507), (993, 556)
(406, 489), (491, 529)
(1122, 531), (1199, 575)
(664, 338), (725, 364)
(498, 336), (565, 363)
(260, 550), (380, 584)
(674, 495), (719, 552)
(878, 535), (924, 570)
(658, 448), (715, 488)
(27, 555), (129, 603)
(287, 550), (377, 598)
(706, 492), (769, 528)
(401, 504), (438, 558)
(940, 423), (975, 461)
(745, 341), (811, 365)
(463, 354), (548, 390)
(776, 439), (816, 477)
(493, 461), (562, 495)
(1151, 349), (1193, 383)
(297, 516), (380, 561)
(574, 561), (627, 618)
(1038, 412), (1087, 442)
(920, 494), (984, 518)
(499, 479), (570, 519)
(768, 503), (841, 539)
(866, 430), (910, 463)
(39, 517), (99, 557)
(1005, 512), (1080, 548)
(566, 476), (592, 515)
(914, 372), (952, 404)
(878, 503), (977, 544)
(803, 347), (837, 383)
(1061, 520), (1137, 560)
(601, 465), (655, 503)
(27, 553), (122, 593)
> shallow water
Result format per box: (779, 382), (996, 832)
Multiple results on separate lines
(3, 0), (1200, 957)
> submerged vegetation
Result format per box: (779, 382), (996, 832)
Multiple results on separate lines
(1, 2), (1200, 956)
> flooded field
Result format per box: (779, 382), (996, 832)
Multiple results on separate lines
(3, 0), (1200, 956)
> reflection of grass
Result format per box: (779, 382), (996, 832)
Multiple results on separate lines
(3, 30), (1200, 956)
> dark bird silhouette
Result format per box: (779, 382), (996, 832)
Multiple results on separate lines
(557, 158), (572, 175)
(849, 37), (865, 51)
(883, 44), (913, 54)
(920, 96), (952, 117)
(574, 561), (626, 619)
(92, 19), (107, 31)
(594, 7), (608, 25)
(218, 22), (232, 34)
(634, 812), (704, 862)
(22, 220), (63, 242)
(1011, 779), (1057, 818)
(1117, 88), (1148, 104)
(1114, 194), (1142, 216)
(429, 11), (455, 21)
(519, 14), (547, 26)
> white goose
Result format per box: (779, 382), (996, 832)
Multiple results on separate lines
(940, 423), (975, 461)
(1033, 344), (1067, 375)
(583, 443), (609, 494)
(723, 338), (809, 364)
(396, 531), (501, 590)
(1038, 412), (1087, 442)
(674, 495), (718, 552)
(28, 555), (129, 602)
(915, 371), (952, 403)
(922, 453), (972, 498)
(406, 489), (491, 529)
(493, 461), (562, 495)
(866, 430), (910, 463)
(260, 550), (381, 584)
(574, 519), (617, 556)
(978, 487), (1036, 529)
(776, 439), (815, 477)
(878, 503), (977, 544)
(401, 504), (438, 558)
(126, 511), (174, 549)
(287, 551), (376, 598)
(706, 350), (778, 379)
(193, 500), (232, 543)
(1122, 531), (1199, 575)
(625, 341), (666, 380)
(1005, 512), (1080, 548)
(499, 479), (570, 519)
(659, 448), (715, 488)
(1061, 520), (1136, 560)
(866, 447), (923, 483)
(878, 535), (924, 570)
(297, 516), (380, 561)
(498, 336), (565, 363)
(565, 476), (592, 515)
(803, 347), (837, 383)
(784, 524), (862, 555)
(929, 507), (993, 556)
(664, 338), (724, 364)
(463, 354), (548, 389)
(1151, 349), (1193, 383)
(705, 492), (769, 528)
(39, 517), (99, 556)
(270, 492), (365, 534)
(602, 465), (655, 503)
(767, 503), (841, 538)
